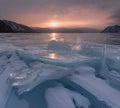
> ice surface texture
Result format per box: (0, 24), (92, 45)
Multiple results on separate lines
(45, 84), (90, 108)
(0, 41), (120, 108)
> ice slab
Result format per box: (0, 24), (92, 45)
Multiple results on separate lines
(45, 84), (90, 108)
(0, 51), (28, 108)
(15, 40), (100, 68)
(16, 48), (102, 78)
(102, 47), (120, 90)
(107, 70), (120, 90)
(9, 62), (74, 94)
(0, 68), (12, 108)
(69, 66), (120, 108)
(106, 50), (120, 72)
(78, 42), (105, 57)
(4, 91), (29, 108)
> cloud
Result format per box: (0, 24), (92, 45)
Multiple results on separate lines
(0, 0), (120, 28)
(109, 9), (120, 25)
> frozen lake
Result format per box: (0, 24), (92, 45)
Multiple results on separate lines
(0, 33), (120, 108)
(0, 33), (120, 47)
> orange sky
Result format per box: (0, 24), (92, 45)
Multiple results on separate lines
(0, 0), (120, 29)
(11, 7), (112, 29)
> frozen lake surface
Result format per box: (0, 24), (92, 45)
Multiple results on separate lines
(0, 33), (120, 108)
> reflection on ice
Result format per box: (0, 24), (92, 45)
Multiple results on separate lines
(50, 33), (64, 42)
(50, 33), (57, 41)
(48, 53), (58, 59)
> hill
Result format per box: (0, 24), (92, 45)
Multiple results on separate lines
(0, 20), (36, 33)
(102, 25), (120, 33)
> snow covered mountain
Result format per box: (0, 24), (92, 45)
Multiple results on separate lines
(0, 20), (36, 33)
(102, 25), (120, 33)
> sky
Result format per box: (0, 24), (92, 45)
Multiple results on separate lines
(0, 0), (120, 29)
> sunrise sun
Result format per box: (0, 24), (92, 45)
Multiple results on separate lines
(49, 21), (59, 27)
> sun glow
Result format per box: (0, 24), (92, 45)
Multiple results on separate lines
(49, 21), (59, 27)
(48, 53), (58, 59)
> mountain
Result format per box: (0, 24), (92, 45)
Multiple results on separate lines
(33, 27), (99, 33)
(102, 25), (120, 33)
(0, 19), (99, 33)
(0, 20), (36, 33)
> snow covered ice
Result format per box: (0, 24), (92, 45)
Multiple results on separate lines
(0, 39), (120, 108)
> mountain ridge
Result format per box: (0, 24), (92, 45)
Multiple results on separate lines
(0, 20), (100, 33)
(102, 25), (120, 33)
(0, 20), (36, 33)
